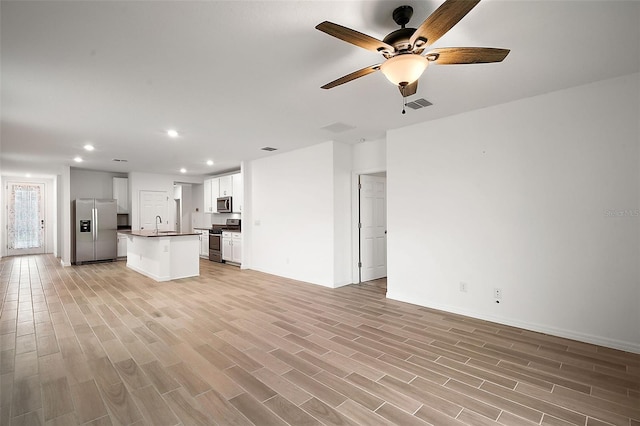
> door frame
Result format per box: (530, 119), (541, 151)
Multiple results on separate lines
(4, 180), (47, 256)
(138, 190), (169, 232)
(351, 168), (387, 284)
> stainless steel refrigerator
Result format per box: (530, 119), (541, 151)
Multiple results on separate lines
(73, 199), (117, 264)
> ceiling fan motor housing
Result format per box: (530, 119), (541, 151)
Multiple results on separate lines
(383, 27), (417, 53)
(385, 6), (416, 53)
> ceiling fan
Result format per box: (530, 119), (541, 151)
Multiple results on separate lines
(316, 0), (510, 112)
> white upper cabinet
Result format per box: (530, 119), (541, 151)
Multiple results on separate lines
(231, 173), (243, 213)
(203, 177), (220, 213)
(113, 177), (128, 213)
(219, 175), (232, 197)
(210, 177), (220, 200)
(204, 172), (242, 214)
(204, 179), (213, 213)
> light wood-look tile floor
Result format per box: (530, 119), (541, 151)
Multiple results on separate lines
(1, 255), (638, 426)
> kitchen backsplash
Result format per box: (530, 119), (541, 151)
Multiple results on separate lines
(192, 212), (241, 228)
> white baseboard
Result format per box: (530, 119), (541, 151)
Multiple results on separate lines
(387, 291), (640, 355)
(126, 263), (169, 282)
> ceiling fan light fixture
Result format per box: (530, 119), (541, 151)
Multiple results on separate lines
(380, 54), (429, 86)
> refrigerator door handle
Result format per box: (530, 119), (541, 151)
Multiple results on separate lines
(92, 208), (97, 241)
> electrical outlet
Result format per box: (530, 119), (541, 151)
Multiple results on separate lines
(459, 282), (468, 293)
(494, 288), (502, 300)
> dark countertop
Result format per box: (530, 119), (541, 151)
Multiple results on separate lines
(118, 230), (200, 238)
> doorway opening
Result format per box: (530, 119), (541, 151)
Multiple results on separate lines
(6, 181), (46, 256)
(175, 199), (182, 233)
(357, 173), (387, 284)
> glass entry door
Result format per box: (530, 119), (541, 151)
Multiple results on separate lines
(6, 182), (45, 256)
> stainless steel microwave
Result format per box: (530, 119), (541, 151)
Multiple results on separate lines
(216, 196), (232, 213)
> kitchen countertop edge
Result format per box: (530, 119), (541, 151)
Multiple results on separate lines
(118, 230), (200, 238)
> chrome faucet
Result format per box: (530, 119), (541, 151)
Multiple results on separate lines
(155, 215), (162, 234)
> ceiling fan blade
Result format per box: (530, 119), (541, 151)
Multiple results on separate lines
(427, 47), (510, 64)
(321, 64), (381, 89)
(409, 0), (481, 49)
(316, 21), (394, 54)
(399, 81), (418, 97)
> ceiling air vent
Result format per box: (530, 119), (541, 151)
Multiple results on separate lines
(321, 122), (356, 133)
(261, 147), (278, 152)
(406, 98), (433, 110)
(112, 158), (128, 162)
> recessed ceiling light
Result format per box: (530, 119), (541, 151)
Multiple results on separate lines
(180, 168), (186, 173)
(167, 129), (179, 138)
(206, 160), (214, 166)
(74, 156), (83, 163)
(26, 173), (31, 178)
(84, 144), (94, 151)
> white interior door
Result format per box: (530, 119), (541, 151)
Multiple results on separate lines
(359, 175), (387, 282)
(6, 182), (46, 256)
(139, 191), (168, 231)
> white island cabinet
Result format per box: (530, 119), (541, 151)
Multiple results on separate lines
(125, 231), (200, 281)
(197, 229), (209, 258)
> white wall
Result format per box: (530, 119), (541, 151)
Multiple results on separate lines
(179, 184), (192, 233)
(250, 141), (345, 287)
(240, 161), (252, 269)
(352, 137), (386, 172)
(387, 73), (640, 353)
(129, 172), (202, 231)
(70, 168), (126, 200)
(333, 142), (353, 286)
(61, 166), (71, 265)
(351, 137), (388, 282)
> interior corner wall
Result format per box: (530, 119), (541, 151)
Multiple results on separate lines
(387, 73), (640, 353)
(240, 161), (252, 270)
(61, 166), (71, 266)
(249, 141), (336, 287)
(333, 141), (353, 286)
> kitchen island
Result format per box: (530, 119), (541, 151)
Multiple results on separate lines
(121, 230), (200, 282)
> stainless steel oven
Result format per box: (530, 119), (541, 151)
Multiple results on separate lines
(209, 232), (222, 262)
(209, 219), (240, 263)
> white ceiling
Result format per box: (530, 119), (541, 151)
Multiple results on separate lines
(2, 0), (639, 178)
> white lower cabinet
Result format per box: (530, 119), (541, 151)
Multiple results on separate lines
(222, 231), (241, 264)
(117, 233), (127, 258)
(199, 230), (209, 257)
(231, 233), (242, 263)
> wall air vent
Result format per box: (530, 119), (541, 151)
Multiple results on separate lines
(261, 147), (278, 152)
(406, 98), (433, 110)
(112, 159), (128, 162)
